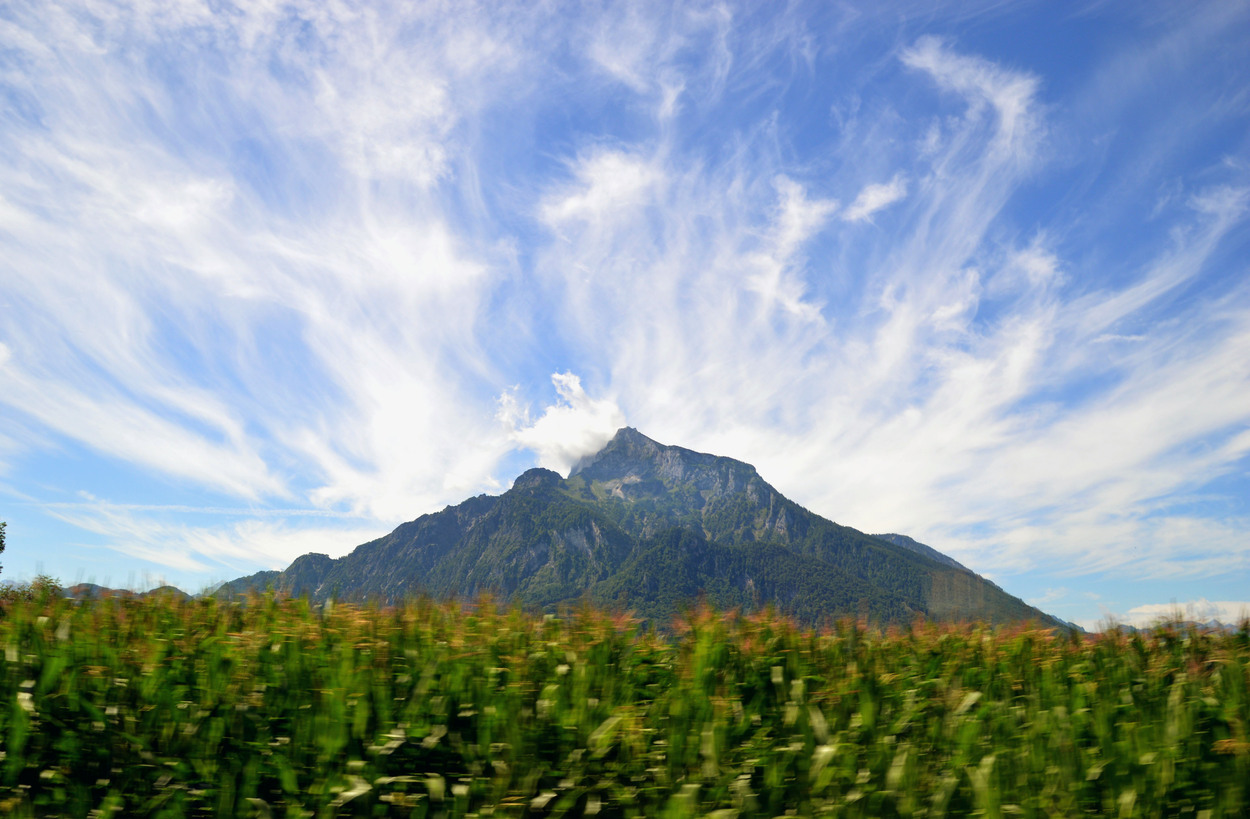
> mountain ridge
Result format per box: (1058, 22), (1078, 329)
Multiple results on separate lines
(220, 427), (1064, 628)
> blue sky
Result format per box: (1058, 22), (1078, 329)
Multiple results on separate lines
(2, 1), (1248, 630)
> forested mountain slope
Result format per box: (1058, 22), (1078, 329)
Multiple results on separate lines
(222, 428), (1062, 627)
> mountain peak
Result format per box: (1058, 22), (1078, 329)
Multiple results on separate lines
(568, 427), (768, 507)
(569, 427), (673, 480)
(610, 426), (655, 445)
(512, 466), (563, 491)
(570, 426), (660, 475)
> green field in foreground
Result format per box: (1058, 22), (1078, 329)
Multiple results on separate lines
(0, 594), (1247, 817)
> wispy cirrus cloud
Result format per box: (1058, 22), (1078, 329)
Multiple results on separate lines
(0, 0), (530, 523)
(44, 495), (386, 583)
(842, 175), (907, 222)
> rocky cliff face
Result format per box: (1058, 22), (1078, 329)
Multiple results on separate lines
(572, 428), (769, 510)
(220, 427), (1064, 628)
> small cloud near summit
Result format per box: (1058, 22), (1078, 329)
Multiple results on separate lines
(499, 372), (626, 476)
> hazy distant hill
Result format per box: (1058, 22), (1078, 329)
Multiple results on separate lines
(65, 583), (191, 601)
(221, 428), (1064, 627)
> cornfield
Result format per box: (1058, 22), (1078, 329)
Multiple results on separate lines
(1, 593), (1247, 817)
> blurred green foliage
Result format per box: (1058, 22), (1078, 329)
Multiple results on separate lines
(0, 574), (61, 607)
(0, 594), (1246, 817)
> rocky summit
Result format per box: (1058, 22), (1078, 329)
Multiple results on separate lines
(221, 427), (1064, 627)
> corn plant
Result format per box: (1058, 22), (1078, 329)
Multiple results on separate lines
(0, 594), (1246, 817)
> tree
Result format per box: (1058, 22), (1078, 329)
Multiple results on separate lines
(0, 520), (5, 575)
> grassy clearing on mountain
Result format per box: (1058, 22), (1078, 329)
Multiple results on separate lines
(1, 594), (1247, 817)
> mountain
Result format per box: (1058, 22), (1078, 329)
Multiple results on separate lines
(220, 428), (1064, 627)
(65, 583), (191, 601)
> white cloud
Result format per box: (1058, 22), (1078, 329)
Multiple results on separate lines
(504, 373), (626, 476)
(583, 2), (734, 116)
(45, 498), (385, 583)
(900, 36), (1041, 165)
(985, 241), (1064, 297)
(1119, 600), (1250, 629)
(1028, 587), (1068, 606)
(746, 176), (834, 320)
(0, 0), (531, 526)
(541, 150), (660, 228)
(0, 364), (282, 500)
(842, 174), (907, 222)
(587, 7), (663, 94)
